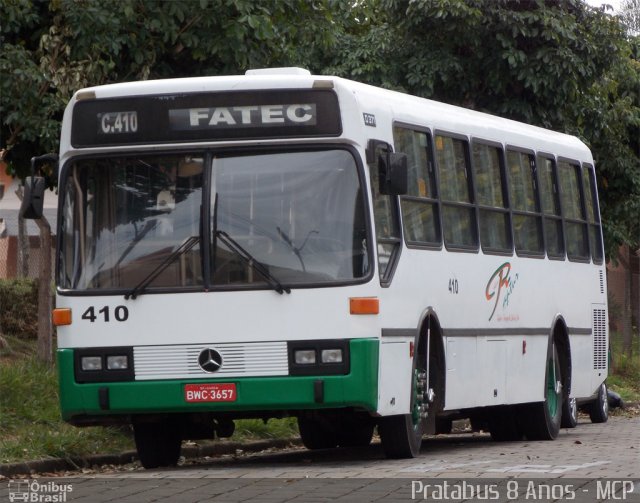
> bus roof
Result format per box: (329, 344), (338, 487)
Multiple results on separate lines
(69, 68), (592, 163)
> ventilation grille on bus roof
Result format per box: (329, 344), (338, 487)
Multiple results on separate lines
(592, 307), (607, 370)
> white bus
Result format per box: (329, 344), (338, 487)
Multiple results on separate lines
(24, 68), (609, 468)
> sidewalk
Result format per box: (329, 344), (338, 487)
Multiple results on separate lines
(0, 438), (302, 478)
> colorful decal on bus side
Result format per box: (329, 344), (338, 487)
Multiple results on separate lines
(485, 262), (519, 322)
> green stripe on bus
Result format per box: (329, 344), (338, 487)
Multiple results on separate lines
(58, 338), (379, 421)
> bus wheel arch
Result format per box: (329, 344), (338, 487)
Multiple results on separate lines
(378, 311), (444, 458)
(422, 313), (446, 435)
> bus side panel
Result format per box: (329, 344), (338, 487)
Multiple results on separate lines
(444, 335), (547, 410)
(377, 338), (413, 416)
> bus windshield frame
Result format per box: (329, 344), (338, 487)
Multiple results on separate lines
(56, 146), (373, 295)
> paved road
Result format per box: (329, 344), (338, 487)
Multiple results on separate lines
(2, 416), (639, 502)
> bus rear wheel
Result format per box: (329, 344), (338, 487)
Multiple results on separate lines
(133, 418), (182, 469)
(588, 382), (609, 423)
(561, 396), (578, 428)
(523, 345), (562, 440)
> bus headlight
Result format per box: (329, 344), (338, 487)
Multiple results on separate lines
(288, 340), (350, 376)
(81, 356), (102, 371)
(294, 350), (316, 365)
(107, 355), (129, 370)
(321, 349), (343, 363)
(75, 347), (134, 383)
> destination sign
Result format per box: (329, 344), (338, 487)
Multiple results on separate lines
(71, 90), (340, 147)
(169, 104), (317, 130)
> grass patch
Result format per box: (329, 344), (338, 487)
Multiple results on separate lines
(0, 341), (134, 464)
(233, 418), (299, 441)
(608, 331), (640, 403)
(0, 336), (298, 464)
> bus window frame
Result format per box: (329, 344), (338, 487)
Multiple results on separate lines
(536, 152), (566, 261)
(367, 140), (403, 288)
(392, 122), (443, 251)
(433, 130), (479, 254)
(582, 162), (604, 265)
(505, 145), (545, 260)
(470, 138), (513, 257)
(557, 156), (592, 264)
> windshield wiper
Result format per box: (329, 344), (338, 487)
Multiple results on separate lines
(215, 230), (291, 295)
(276, 227), (318, 272)
(124, 235), (200, 300)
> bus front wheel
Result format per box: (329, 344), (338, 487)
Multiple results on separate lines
(297, 414), (339, 450)
(378, 366), (426, 458)
(133, 418), (182, 469)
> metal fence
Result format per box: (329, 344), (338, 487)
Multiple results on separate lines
(0, 234), (55, 280)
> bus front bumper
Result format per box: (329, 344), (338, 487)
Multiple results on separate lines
(57, 338), (379, 424)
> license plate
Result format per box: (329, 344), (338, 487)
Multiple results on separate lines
(184, 383), (237, 403)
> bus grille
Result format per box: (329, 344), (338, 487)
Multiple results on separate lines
(133, 341), (289, 380)
(592, 308), (607, 370)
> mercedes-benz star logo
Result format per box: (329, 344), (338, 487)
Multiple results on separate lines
(198, 348), (223, 373)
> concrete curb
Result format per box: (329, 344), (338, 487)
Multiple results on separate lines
(0, 438), (302, 478)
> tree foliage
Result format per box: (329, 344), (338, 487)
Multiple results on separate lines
(1, 0), (335, 175)
(319, 0), (640, 259)
(1, 0), (638, 258)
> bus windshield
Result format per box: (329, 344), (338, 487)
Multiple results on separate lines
(58, 149), (369, 291)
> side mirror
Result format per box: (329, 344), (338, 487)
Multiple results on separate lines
(20, 176), (46, 219)
(19, 153), (58, 220)
(378, 152), (408, 196)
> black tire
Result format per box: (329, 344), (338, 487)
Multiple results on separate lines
(589, 382), (609, 423)
(523, 344), (563, 440)
(488, 406), (522, 441)
(561, 396), (578, 428)
(133, 419), (182, 469)
(297, 415), (339, 450)
(379, 361), (426, 458)
(378, 413), (423, 458)
(435, 417), (453, 435)
(337, 414), (375, 448)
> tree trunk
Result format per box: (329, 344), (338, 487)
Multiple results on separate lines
(34, 215), (53, 365)
(622, 245), (633, 358)
(16, 186), (30, 278)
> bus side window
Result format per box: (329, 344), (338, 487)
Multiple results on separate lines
(558, 160), (590, 261)
(472, 142), (512, 253)
(537, 155), (565, 259)
(582, 164), (603, 264)
(393, 126), (441, 247)
(506, 149), (544, 256)
(435, 134), (478, 251)
(369, 144), (402, 284)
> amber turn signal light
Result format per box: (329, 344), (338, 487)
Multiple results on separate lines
(52, 308), (72, 326)
(349, 297), (379, 315)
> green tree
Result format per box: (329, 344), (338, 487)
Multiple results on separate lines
(0, 0), (336, 363)
(1, 0), (335, 176)
(320, 0), (640, 261)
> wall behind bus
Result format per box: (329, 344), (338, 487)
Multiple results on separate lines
(607, 245), (640, 336)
